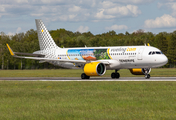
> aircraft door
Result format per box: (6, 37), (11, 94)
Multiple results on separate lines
(137, 48), (144, 60)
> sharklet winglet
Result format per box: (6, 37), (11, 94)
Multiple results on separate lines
(6, 44), (15, 56)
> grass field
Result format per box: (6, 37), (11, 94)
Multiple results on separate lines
(0, 81), (176, 120)
(0, 68), (176, 77)
(0, 68), (176, 119)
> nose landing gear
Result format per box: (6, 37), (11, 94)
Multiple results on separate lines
(145, 74), (150, 79)
(143, 68), (151, 79)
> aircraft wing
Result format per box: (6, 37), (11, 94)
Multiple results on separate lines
(14, 52), (45, 57)
(6, 44), (110, 64)
(14, 55), (87, 63)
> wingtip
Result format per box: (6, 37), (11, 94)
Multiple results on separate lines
(6, 44), (15, 56)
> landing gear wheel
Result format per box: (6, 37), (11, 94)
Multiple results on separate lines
(145, 74), (150, 79)
(86, 76), (90, 79)
(111, 72), (120, 79)
(111, 72), (116, 79)
(81, 73), (90, 79)
(116, 73), (120, 79)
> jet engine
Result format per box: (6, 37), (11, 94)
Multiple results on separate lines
(129, 68), (151, 75)
(84, 62), (106, 76)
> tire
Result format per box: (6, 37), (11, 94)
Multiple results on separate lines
(145, 74), (150, 79)
(81, 73), (90, 79)
(81, 73), (86, 79)
(111, 73), (116, 79)
(147, 74), (150, 79)
(116, 73), (120, 79)
(86, 75), (90, 79)
(145, 75), (148, 79)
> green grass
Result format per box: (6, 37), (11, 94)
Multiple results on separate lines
(0, 68), (176, 77)
(0, 81), (176, 120)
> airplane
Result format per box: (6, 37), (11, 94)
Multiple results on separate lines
(6, 19), (168, 79)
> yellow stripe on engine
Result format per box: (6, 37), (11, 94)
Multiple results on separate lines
(107, 48), (112, 59)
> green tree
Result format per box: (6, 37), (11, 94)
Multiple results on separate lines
(154, 33), (168, 54)
(167, 34), (176, 67)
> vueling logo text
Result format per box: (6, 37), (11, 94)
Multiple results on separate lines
(127, 47), (136, 51)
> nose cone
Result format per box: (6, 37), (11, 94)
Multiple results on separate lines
(158, 55), (168, 66)
(164, 55), (168, 65)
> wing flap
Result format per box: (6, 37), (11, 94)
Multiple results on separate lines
(14, 55), (87, 63)
(14, 52), (45, 57)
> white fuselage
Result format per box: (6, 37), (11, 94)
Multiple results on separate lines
(36, 46), (168, 70)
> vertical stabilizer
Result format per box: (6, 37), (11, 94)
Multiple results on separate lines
(35, 19), (59, 50)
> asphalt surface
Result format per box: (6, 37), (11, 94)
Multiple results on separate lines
(0, 77), (176, 81)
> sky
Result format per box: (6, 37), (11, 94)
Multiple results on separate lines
(1, 0), (176, 35)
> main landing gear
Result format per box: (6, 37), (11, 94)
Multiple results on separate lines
(81, 73), (90, 79)
(111, 69), (120, 79)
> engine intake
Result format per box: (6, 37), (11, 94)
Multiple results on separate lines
(129, 68), (151, 75)
(84, 62), (106, 76)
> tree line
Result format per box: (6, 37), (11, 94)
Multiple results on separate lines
(0, 29), (176, 69)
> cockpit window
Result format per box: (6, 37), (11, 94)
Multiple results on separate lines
(152, 52), (155, 55)
(149, 51), (163, 55)
(156, 52), (161, 54)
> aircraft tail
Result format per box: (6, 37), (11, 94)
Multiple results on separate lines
(35, 19), (60, 50)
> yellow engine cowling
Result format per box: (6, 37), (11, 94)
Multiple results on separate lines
(84, 62), (106, 76)
(129, 68), (151, 75)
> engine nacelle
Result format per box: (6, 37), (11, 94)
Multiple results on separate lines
(129, 68), (151, 75)
(84, 62), (106, 76)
